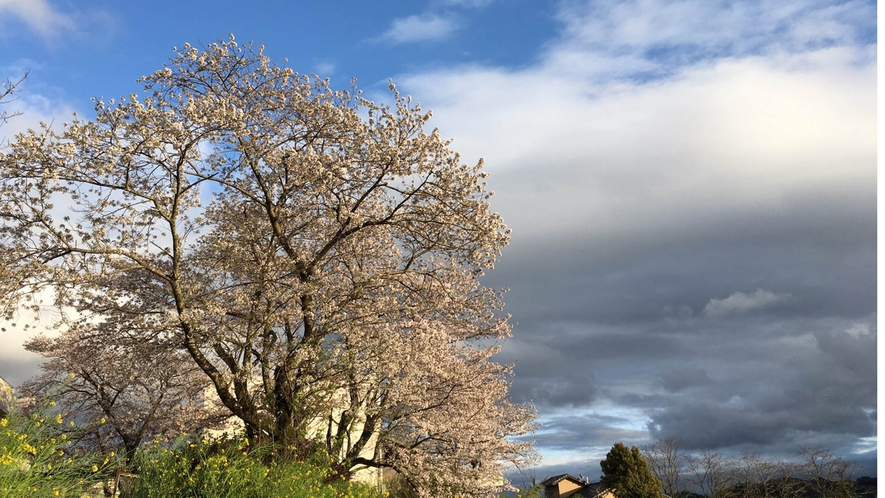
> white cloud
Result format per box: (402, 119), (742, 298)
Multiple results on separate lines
(398, 46), (875, 249)
(0, 0), (75, 39)
(0, 286), (63, 387)
(0, 87), (78, 143)
(392, 1), (875, 252)
(376, 14), (459, 44)
(702, 289), (792, 318)
(548, 0), (875, 82)
(313, 61), (336, 78)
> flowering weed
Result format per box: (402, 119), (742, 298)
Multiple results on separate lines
(129, 435), (384, 498)
(0, 410), (111, 497)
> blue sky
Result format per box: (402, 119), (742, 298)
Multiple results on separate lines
(0, 0), (878, 482)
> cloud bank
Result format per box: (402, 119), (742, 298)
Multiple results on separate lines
(395, 0), (876, 474)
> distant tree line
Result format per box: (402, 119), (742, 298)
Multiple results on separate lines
(641, 438), (874, 498)
(506, 441), (873, 498)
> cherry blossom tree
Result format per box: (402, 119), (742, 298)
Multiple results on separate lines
(0, 72), (28, 307)
(21, 320), (228, 461)
(0, 36), (536, 494)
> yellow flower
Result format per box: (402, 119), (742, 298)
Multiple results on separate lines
(0, 418), (6, 427)
(92, 465), (98, 472)
(100, 418), (106, 424)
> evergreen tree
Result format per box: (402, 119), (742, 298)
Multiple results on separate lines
(600, 442), (665, 498)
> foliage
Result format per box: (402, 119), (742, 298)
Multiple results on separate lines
(0, 35), (536, 495)
(129, 435), (383, 498)
(0, 412), (382, 498)
(600, 442), (664, 498)
(0, 407), (114, 497)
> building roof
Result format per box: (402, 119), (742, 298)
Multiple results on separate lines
(540, 473), (587, 487)
(539, 474), (614, 498)
(576, 482), (611, 497)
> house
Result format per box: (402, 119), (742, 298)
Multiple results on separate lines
(540, 474), (615, 498)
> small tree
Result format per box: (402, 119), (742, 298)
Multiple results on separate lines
(732, 452), (802, 498)
(797, 446), (857, 498)
(22, 321), (228, 461)
(686, 450), (733, 498)
(643, 438), (685, 497)
(601, 442), (664, 498)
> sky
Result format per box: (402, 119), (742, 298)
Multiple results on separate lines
(0, 0), (878, 483)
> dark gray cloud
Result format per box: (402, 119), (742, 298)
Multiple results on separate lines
(430, 13), (877, 470)
(657, 368), (713, 393)
(490, 241), (875, 466)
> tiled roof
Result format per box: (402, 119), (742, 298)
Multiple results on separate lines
(539, 473), (583, 486)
